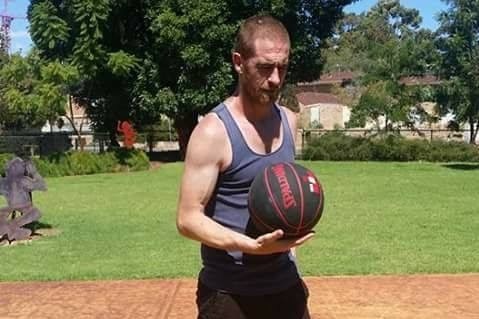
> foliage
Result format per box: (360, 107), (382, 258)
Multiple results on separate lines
(435, 0), (479, 143)
(136, 117), (178, 152)
(28, 0), (354, 155)
(302, 131), (479, 162)
(278, 84), (300, 112)
(144, 0), (354, 155)
(0, 52), (79, 130)
(323, 0), (439, 132)
(111, 148), (150, 172)
(0, 149), (150, 177)
(0, 153), (15, 173)
(28, 1), (70, 53)
(28, 0), (150, 142)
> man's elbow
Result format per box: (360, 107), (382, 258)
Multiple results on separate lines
(176, 215), (192, 238)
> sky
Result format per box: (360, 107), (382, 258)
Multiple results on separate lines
(345, 0), (448, 30)
(4, 0), (449, 54)
(1, 0), (30, 54)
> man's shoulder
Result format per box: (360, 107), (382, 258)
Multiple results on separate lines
(186, 107), (230, 168)
(210, 102), (227, 114)
(193, 111), (227, 142)
(276, 104), (297, 122)
(276, 104), (295, 115)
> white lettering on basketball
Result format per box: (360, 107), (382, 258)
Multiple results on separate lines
(271, 164), (297, 209)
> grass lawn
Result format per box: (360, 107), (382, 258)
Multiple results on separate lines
(0, 161), (478, 281)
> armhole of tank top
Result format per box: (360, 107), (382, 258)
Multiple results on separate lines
(277, 104), (295, 153)
(212, 107), (236, 173)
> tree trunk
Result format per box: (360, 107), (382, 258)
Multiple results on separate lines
(66, 96), (84, 151)
(469, 119), (479, 144)
(174, 112), (199, 160)
(109, 128), (120, 148)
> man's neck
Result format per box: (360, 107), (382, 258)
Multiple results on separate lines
(228, 94), (275, 122)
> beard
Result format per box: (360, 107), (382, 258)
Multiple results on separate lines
(256, 90), (280, 105)
(261, 88), (281, 102)
(243, 82), (280, 105)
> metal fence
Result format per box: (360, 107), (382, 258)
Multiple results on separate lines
(0, 131), (179, 156)
(2, 128), (475, 158)
(299, 128), (476, 154)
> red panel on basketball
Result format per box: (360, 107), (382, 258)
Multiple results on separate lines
(248, 162), (324, 238)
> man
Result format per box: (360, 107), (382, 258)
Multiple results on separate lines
(176, 15), (313, 319)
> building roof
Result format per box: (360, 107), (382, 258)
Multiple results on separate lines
(297, 71), (355, 87)
(399, 75), (441, 86)
(318, 71), (355, 84)
(297, 72), (440, 87)
(296, 92), (341, 106)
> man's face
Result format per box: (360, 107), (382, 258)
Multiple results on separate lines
(239, 37), (290, 105)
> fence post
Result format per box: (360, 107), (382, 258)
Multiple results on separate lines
(301, 129), (305, 159)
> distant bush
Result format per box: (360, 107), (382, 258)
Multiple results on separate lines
(0, 149), (150, 177)
(303, 131), (479, 162)
(111, 148), (150, 172)
(0, 153), (15, 174)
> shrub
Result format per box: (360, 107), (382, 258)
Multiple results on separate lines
(0, 149), (150, 177)
(0, 153), (15, 175)
(111, 148), (150, 172)
(303, 132), (479, 162)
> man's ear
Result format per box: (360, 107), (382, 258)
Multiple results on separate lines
(232, 52), (243, 74)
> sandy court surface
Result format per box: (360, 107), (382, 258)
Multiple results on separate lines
(1, 274), (478, 319)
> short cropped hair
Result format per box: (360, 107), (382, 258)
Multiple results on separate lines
(233, 15), (290, 59)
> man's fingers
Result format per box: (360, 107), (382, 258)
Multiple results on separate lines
(292, 232), (315, 246)
(257, 229), (284, 245)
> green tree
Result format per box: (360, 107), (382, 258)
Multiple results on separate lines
(325, 0), (438, 132)
(436, 0), (479, 144)
(322, 12), (365, 73)
(28, 0), (354, 155)
(0, 51), (78, 131)
(142, 0), (355, 155)
(28, 0), (149, 145)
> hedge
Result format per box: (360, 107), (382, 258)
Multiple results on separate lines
(302, 131), (479, 162)
(0, 149), (150, 177)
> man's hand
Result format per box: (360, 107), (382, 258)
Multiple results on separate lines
(240, 230), (314, 255)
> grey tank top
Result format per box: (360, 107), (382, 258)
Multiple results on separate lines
(199, 102), (301, 296)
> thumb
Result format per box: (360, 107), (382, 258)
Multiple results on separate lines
(257, 229), (284, 245)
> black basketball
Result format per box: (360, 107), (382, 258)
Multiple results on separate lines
(248, 162), (325, 238)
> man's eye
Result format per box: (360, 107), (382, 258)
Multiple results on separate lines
(258, 64), (274, 70)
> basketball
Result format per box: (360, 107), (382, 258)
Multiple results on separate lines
(248, 162), (324, 238)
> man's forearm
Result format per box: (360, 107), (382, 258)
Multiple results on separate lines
(177, 213), (248, 251)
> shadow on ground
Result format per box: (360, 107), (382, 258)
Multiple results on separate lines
(442, 163), (479, 170)
(1, 220), (58, 246)
(148, 151), (182, 163)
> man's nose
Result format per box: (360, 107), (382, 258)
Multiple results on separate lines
(268, 67), (281, 87)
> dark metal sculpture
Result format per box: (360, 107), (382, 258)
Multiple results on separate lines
(0, 157), (47, 242)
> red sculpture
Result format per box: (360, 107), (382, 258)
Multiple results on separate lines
(117, 120), (137, 149)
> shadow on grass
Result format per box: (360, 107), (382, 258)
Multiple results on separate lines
(1, 220), (58, 246)
(25, 220), (53, 233)
(148, 150), (182, 163)
(442, 163), (479, 170)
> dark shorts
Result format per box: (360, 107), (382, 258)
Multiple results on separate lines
(196, 280), (311, 319)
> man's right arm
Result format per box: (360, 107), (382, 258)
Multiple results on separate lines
(176, 113), (314, 254)
(176, 113), (247, 251)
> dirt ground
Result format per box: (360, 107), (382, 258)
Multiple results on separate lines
(1, 274), (478, 318)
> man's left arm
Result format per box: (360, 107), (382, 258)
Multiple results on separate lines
(282, 106), (300, 257)
(282, 106), (299, 144)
